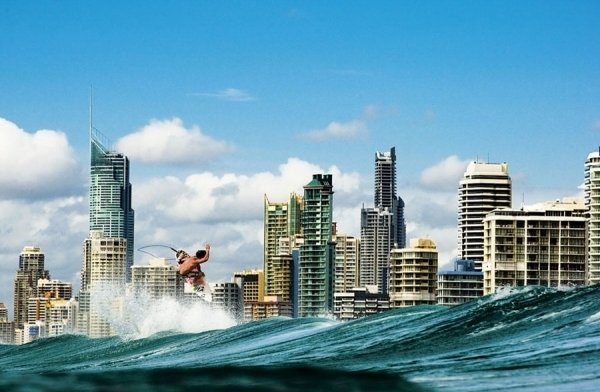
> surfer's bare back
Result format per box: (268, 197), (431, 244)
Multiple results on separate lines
(177, 243), (210, 287)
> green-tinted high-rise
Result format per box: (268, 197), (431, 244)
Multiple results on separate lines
(89, 128), (135, 281)
(298, 174), (334, 317)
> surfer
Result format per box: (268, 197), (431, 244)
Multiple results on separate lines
(177, 243), (210, 287)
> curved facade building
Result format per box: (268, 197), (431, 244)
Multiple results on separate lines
(458, 161), (512, 270)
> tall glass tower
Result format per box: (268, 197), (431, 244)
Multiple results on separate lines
(89, 127), (135, 280)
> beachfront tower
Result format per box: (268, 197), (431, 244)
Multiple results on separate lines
(585, 150), (600, 284)
(298, 174), (334, 317)
(458, 161), (512, 270)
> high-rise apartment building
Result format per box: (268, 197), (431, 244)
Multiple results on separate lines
(585, 150), (600, 284)
(458, 161), (512, 270)
(360, 147), (406, 293)
(389, 238), (438, 307)
(360, 207), (393, 292)
(13, 246), (49, 329)
(130, 258), (183, 299)
(333, 225), (360, 294)
(89, 127), (134, 280)
(79, 231), (128, 337)
(298, 174), (335, 317)
(263, 193), (302, 297)
(437, 259), (483, 306)
(482, 200), (587, 294)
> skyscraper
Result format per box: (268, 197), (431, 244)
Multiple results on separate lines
(89, 127), (134, 280)
(360, 147), (406, 293)
(13, 246), (49, 329)
(298, 174), (334, 317)
(585, 150), (600, 284)
(458, 161), (512, 270)
(374, 147), (406, 248)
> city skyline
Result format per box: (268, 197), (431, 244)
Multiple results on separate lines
(1, 2), (599, 315)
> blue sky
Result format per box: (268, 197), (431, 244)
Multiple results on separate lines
(1, 1), (599, 312)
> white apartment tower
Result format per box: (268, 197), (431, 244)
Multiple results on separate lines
(586, 150), (600, 284)
(482, 200), (587, 294)
(458, 161), (512, 270)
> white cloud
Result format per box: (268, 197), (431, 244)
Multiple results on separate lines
(115, 118), (235, 165)
(299, 119), (367, 141)
(0, 117), (83, 200)
(134, 157), (363, 226)
(193, 88), (256, 102)
(420, 155), (471, 191)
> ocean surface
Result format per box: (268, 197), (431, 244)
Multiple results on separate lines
(2, 285), (600, 392)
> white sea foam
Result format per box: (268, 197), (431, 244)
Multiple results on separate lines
(89, 283), (237, 339)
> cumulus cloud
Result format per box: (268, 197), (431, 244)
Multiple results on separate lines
(299, 119), (367, 141)
(0, 117), (83, 200)
(193, 88), (256, 102)
(134, 157), (362, 226)
(115, 118), (235, 165)
(420, 155), (471, 191)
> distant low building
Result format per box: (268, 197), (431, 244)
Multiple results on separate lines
(245, 295), (292, 321)
(333, 286), (389, 321)
(437, 259), (483, 306)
